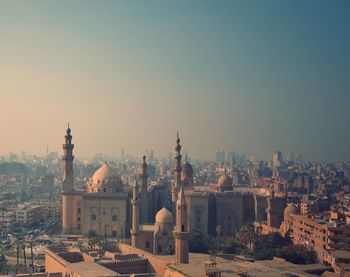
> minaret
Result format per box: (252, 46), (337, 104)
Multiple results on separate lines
(140, 155), (148, 190)
(131, 180), (140, 248)
(62, 124), (75, 234)
(172, 132), (182, 212)
(173, 186), (189, 264)
(62, 124), (74, 193)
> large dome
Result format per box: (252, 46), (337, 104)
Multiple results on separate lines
(88, 164), (121, 193)
(155, 208), (174, 224)
(92, 164), (117, 182)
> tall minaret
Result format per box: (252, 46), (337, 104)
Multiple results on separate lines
(173, 186), (189, 264)
(62, 125), (75, 234)
(172, 132), (182, 212)
(140, 155), (148, 190)
(62, 124), (74, 193)
(131, 181), (140, 248)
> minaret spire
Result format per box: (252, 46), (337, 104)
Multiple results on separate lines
(131, 180), (140, 248)
(140, 155), (148, 190)
(172, 132), (182, 213)
(174, 185), (189, 264)
(62, 125), (74, 193)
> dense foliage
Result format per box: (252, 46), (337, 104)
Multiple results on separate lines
(189, 225), (317, 265)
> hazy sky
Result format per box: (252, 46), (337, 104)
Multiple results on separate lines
(0, 1), (349, 161)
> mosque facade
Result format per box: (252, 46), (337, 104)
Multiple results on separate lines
(61, 126), (287, 260)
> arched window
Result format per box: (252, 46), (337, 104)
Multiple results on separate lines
(91, 213), (96, 221)
(196, 210), (202, 223)
(112, 208), (118, 221)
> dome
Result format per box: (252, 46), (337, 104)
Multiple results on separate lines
(155, 208), (174, 224)
(284, 203), (299, 221)
(88, 164), (121, 193)
(218, 173), (233, 188)
(92, 163), (117, 182)
(181, 161), (193, 179)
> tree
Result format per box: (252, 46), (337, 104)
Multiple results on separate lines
(252, 232), (291, 260)
(236, 223), (255, 254)
(189, 228), (214, 254)
(0, 246), (7, 274)
(216, 225), (222, 237)
(220, 237), (241, 254)
(87, 231), (98, 250)
(276, 245), (317, 264)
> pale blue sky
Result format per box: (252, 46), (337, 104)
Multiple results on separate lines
(0, 1), (349, 161)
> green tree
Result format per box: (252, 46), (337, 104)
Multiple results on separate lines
(0, 253), (7, 274)
(236, 223), (255, 254)
(87, 231), (99, 250)
(216, 225), (222, 237)
(276, 245), (317, 264)
(220, 237), (241, 254)
(189, 228), (214, 253)
(253, 232), (291, 260)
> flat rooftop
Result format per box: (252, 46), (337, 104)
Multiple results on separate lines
(167, 254), (332, 277)
(69, 261), (118, 277)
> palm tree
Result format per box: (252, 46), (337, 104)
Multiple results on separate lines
(0, 207), (7, 238)
(16, 241), (20, 274)
(30, 242), (34, 273)
(216, 225), (222, 237)
(22, 243), (26, 273)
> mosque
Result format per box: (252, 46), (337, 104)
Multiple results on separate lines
(61, 126), (287, 262)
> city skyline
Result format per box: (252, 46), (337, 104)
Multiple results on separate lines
(1, 1), (350, 161)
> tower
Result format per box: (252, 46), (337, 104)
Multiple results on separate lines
(173, 186), (189, 264)
(172, 132), (182, 212)
(140, 155), (148, 190)
(139, 155), (150, 223)
(266, 190), (286, 228)
(62, 125), (75, 234)
(131, 181), (140, 248)
(62, 124), (74, 193)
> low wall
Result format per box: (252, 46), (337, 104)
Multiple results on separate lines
(117, 243), (172, 276)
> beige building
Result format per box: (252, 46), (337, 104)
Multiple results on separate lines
(16, 204), (42, 226)
(44, 243), (334, 277)
(0, 210), (15, 233)
(61, 127), (273, 250)
(61, 126), (130, 238)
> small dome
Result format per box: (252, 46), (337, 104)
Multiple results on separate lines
(181, 161), (193, 179)
(218, 173), (233, 187)
(155, 208), (174, 224)
(92, 164), (117, 182)
(284, 203), (299, 221)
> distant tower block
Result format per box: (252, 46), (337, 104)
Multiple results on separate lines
(173, 186), (189, 264)
(131, 181), (140, 248)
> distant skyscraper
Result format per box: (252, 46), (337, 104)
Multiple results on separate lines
(296, 153), (303, 164)
(227, 151), (235, 166)
(121, 148), (125, 160)
(272, 151), (283, 168)
(215, 150), (225, 163)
